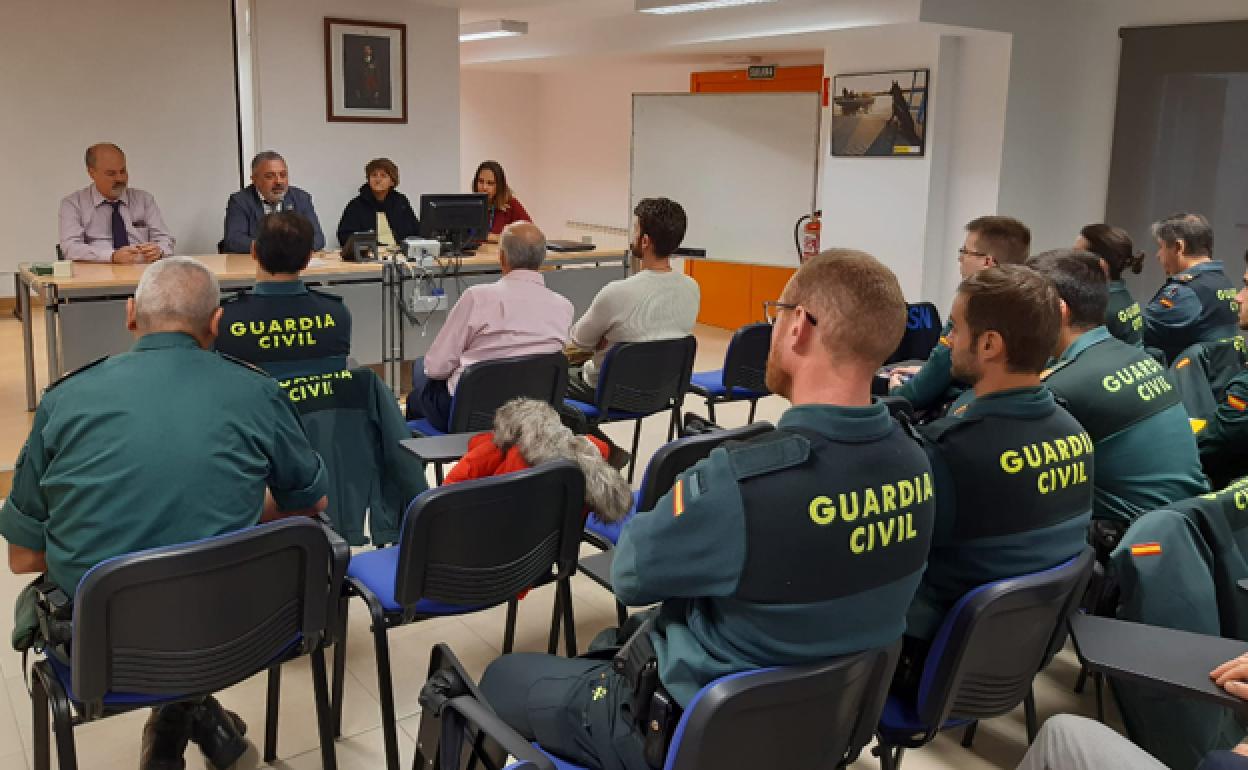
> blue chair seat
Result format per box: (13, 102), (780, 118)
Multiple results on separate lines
(876, 694), (970, 744)
(45, 654), (180, 708)
(689, 370), (768, 400)
(562, 399), (650, 422)
(407, 418), (445, 437)
(347, 547), (484, 614)
(585, 493), (639, 545)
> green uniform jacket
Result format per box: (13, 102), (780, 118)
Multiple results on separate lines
(279, 367), (427, 545)
(1106, 280), (1143, 346)
(217, 279), (353, 378)
(1043, 326), (1208, 525)
(907, 387), (1094, 640)
(0, 333), (328, 595)
(611, 403), (935, 707)
(1143, 260), (1239, 364)
(1111, 509), (1246, 770)
(891, 319), (964, 410)
(1197, 368), (1248, 488)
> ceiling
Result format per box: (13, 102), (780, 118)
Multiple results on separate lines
(421, 0), (638, 24)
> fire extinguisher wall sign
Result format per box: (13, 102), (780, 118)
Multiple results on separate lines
(796, 211), (821, 264)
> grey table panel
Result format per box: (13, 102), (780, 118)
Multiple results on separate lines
(59, 300), (134, 372)
(315, 282), (384, 366)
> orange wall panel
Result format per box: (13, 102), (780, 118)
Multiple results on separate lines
(749, 265), (798, 325)
(690, 65), (823, 94)
(687, 260), (752, 330)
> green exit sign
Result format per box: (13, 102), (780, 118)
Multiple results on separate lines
(747, 65), (776, 80)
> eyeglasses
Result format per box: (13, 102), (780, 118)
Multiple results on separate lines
(957, 246), (991, 259)
(763, 301), (818, 326)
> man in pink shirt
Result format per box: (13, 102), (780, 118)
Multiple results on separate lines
(406, 221), (573, 431)
(59, 143), (174, 263)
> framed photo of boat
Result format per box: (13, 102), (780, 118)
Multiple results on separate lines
(830, 69), (929, 157)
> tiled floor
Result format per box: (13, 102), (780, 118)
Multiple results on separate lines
(0, 311), (1115, 769)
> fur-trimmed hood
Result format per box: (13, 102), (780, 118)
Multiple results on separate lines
(492, 398), (633, 523)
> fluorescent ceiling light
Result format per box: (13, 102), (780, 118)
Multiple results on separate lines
(637, 0), (778, 14)
(459, 20), (528, 42)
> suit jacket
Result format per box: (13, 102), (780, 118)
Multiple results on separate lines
(221, 184), (326, 253)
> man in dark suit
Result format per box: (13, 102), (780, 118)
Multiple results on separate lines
(221, 150), (326, 253)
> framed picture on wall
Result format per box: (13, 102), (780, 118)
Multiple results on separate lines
(324, 18), (407, 123)
(830, 69), (929, 157)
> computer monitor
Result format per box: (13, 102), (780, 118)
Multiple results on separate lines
(419, 193), (488, 255)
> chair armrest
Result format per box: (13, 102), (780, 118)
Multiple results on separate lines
(442, 695), (555, 770)
(317, 513), (352, 643)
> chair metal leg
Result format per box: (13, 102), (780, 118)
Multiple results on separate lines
(434, 462), (445, 486)
(366, 597), (402, 770)
(1025, 688), (1039, 743)
(960, 720), (978, 748)
(706, 399), (716, 424)
(560, 579), (578, 657)
(31, 664), (51, 770)
(1094, 672), (1105, 723)
(503, 597), (518, 654)
(666, 407), (677, 442)
(627, 420), (642, 484)
(332, 595), (349, 738)
(310, 647), (339, 770)
(548, 587), (563, 655)
(38, 664), (78, 770)
(747, 399), (758, 423)
(264, 665), (282, 762)
(894, 747), (906, 770)
(615, 600), (628, 628)
(1074, 664), (1089, 694)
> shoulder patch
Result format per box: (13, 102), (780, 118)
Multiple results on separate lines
(221, 289), (251, 304)
(308, 287), (345, 302)
(1173, 273), (1195, 283)
(724, 431), (809, 482)
(216, 351), (269, 376)
(921, 411), (983, 443)
(45, 356), (109, 392)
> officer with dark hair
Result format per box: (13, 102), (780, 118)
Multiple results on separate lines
(900, 265), (1093, 680)
(890, 215), (1032, 411)
(1194, 251), (1248, 487)
(216, 211), (352, 377)
(1028, 249), (1207, 553)
(479, 249), (936, 770)
(1143, 212), (1239, 363)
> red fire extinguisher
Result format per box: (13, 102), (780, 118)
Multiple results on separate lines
(795, 210), (821, 263)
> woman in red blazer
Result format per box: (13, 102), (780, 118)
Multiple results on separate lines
(473, 160), (532, 236)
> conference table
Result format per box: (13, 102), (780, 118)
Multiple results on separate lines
(17, 244), (627, 409)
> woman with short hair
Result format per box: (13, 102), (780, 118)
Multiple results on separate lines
(336, 157), (420, 248)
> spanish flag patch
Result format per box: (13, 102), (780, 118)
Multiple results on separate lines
(938, 336), (950, 347)
(1130, 542), (1162, 557)
(1191, 418), (1208, 433)
(1229, 395), (1247, 412)
(672, 478), (685, 517)
(1159, 298), (1175, 309)
(1175, 358), (1192, 369)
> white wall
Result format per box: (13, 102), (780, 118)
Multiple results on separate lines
(920, 0), (1248, 256)
(818, 24), (1009, 306)
(460, 70), (542, 219)
(251, 0), (460, 248)
(0, 0), (238, 277)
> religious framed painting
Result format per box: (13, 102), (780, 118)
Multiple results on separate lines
(324, 18), (407, 123)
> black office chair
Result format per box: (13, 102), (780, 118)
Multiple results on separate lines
(333, 461), (587, 770)
(28, 518), (344, 770)
(565, 336), (698, 482)
(874, 548), (1095, 769)
(885, 302), (943, 365)
(689, 323), (771, 424)
(414, 639), (901, 770)
(408, 350), (569, 435)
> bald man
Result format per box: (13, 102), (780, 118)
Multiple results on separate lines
(59, 143), (174, 263)
(407, 221), (574, 432)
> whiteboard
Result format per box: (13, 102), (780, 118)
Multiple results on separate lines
(630, 93), (820, 266)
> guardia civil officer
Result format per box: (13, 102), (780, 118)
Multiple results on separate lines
(1029, 250), (1207, 553)
(890, 215), (1031, 410)
(477, 249), (936, 770)
(217, 211), (352, 377)
(0, 257), (329, 770)
(899, 265), (1094, 685)
(1075, 223), (1146, 345)
(1143, 212), (1239, 363)
(1195, 251), (1248, 487)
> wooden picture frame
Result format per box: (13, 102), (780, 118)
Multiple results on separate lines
(324, 17), (407, 124)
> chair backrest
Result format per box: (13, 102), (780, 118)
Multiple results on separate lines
(596, 336), (697, 414)
(886, 302), (942, 365)
(394, 461), (586, 608)
(636, 422), (773, 511)
(720, 323), (771, 393)
(1170, 337), (1248, 420)
(71, 518), (336, 714)
(915, 547), (1095, 730)
(665, 641), (901, 770)
(449, 351), (570, 433)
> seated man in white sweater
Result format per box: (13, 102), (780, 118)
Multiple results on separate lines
(567, 197), (701, 402)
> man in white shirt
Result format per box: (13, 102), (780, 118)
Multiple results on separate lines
(406, 221), (574, 432)
(567, 197), (700, 402)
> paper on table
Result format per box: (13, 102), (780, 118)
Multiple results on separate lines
(307, 257), (329, 268)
